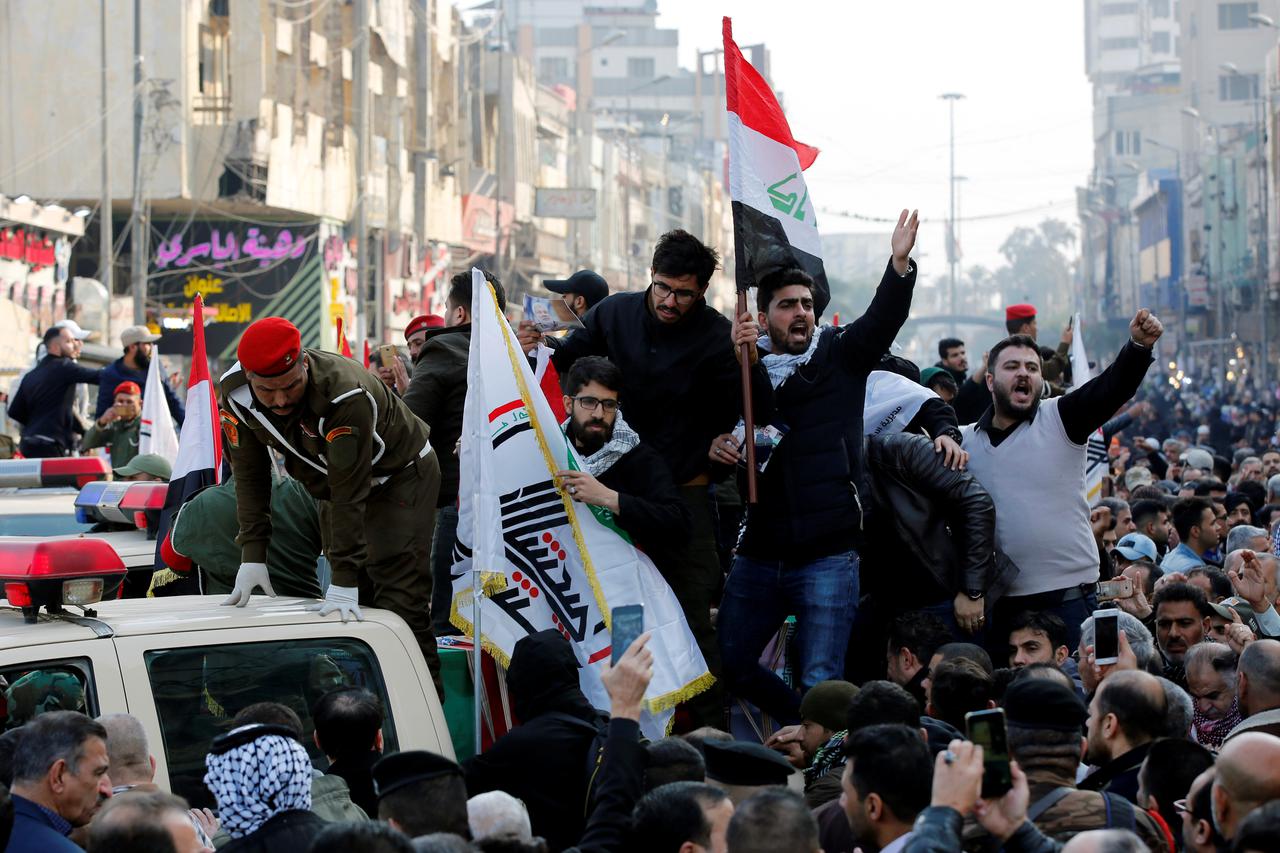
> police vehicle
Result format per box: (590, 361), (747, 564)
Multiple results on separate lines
(0, 457), (160, 586)
(0, 538), (453, 808)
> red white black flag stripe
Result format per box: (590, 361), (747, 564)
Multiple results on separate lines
(154, 294), (224, 572)
(724, 17), (830, 314)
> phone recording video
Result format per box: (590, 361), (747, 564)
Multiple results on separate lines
(966, 708), (1013, 798)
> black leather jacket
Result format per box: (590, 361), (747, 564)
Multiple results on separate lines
(865, 432), (1019, 603)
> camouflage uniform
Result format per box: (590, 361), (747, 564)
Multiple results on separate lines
(5, 670), (86, 726)
(219, 349), (442, 690)
(82, 416), (141, 468)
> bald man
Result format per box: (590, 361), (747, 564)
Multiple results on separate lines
(96, 713), (158, 794)
(1080, 670), (1166, 804)
(1213, 732), (1280, 841)
(1060, 829), (1146, 853)
(1232, 639), (1280, 739)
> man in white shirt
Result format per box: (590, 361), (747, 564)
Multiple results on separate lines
(962, 310), (1163, 651)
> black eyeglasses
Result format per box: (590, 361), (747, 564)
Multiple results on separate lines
(652, 280), (700, 305)
(571, 396), (619, 413)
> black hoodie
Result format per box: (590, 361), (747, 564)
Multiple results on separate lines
(462, 630), (605, 851)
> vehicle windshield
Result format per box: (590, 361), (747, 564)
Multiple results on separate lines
(0, 514), (94, 536)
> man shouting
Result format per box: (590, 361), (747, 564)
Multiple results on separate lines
(963, 309), (1163, 650)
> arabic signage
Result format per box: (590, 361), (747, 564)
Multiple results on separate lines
(150, 220), (320, 362)
(534, 188), (597, 220)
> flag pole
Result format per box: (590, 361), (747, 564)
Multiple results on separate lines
(736, 291), (758, 503)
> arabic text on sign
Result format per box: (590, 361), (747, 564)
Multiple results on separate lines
(154, 226), (309, 270)
(182, 275), (225, 298)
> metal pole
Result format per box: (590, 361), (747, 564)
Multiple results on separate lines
(1258, 96), (1270, 390)
(100, 0), (114, 343)
(493, 0), (506, 287)
(354, 0), (370, 340)
(940, 93), (964, 334)
(412, 0), (430, 245)
(624, 93), (632, 290)
(129, 0), (146, 325)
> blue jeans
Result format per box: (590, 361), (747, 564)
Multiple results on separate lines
(718, 551), (860, 725)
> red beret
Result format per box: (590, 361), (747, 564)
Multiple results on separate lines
(1006, 303), (1037, 322)
(404, 314), (445, 341)
(238, 317), (302, 377)
(113, 381), (142, 397)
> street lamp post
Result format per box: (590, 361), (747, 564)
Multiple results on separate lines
(940, 93), (965, 334)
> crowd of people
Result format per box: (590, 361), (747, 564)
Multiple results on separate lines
(4, 212), (1280, 852)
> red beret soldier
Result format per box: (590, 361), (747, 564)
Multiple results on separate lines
(217, 316), (445, 694)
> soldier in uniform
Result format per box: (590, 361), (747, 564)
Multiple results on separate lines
(217, 317), (443, 691)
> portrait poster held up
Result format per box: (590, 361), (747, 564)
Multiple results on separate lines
(450, 270), (712, 740)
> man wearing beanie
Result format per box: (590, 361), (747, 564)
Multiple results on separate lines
(1001, 678), (1167, 848)
(217, 316), (444, 693)
(765, 680), (858, 808)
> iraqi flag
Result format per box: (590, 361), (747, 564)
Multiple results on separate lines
(154, 294), (224, 571)
(724, 17), (830, 315)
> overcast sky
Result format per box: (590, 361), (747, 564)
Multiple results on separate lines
(656, 0), (1095, 281)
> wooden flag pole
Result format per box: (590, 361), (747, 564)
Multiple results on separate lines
(737, 290), (758, 504)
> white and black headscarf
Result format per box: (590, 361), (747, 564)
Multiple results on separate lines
(204, 724), (312, 838)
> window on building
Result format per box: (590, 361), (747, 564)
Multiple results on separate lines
(1220, 72), (1260, 100)
(1150, 0), (1171, 17)
(195, 22), (230, 123)
(1101, 37), (1141, 49)
(1218, 2), (1259, 29)
(627, 57), (656, 79)
(539, 56), (570, 81)
(1114, 130), (1142, 155)
(145, 638), (399, 809)
(1102, 2), (1140, 14)
(1151, 31), (1172, 53)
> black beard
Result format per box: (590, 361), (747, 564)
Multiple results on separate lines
(569, 416), (611, 455)
(993, 380), (1041, 422)
(767, 319), (813, 355)
(136, 352), (151, 372)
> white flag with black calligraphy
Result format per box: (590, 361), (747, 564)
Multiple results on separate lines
(450, 270), (712, 739)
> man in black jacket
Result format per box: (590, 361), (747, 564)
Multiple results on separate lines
(554, 357), (692, 562)
(8, 325), (101, 457)
(712, 211), (919, 725)
(403, 271), (506, 636)
(516, 230), (772, 727)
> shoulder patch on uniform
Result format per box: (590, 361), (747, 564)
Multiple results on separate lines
(325, 426), (355, 443)
(220, 410), (240, 448)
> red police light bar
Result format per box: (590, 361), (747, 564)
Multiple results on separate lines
(0, 457), (110, 489)
(0, 539), (127, 623)
(120, 482), (168, 531)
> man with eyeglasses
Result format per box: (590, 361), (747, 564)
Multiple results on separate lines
(515, 229), (773, 727)
(554, 356), (691, 561)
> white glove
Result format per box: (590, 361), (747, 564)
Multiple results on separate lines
(220, 562), (276, 607)
(310, 584), (363, 622)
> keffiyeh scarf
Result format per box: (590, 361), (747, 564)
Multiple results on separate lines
(756, 328), (826, 389)
(1192, 698), (1243, 751)
(804, 729), (848, 785)
(204, 728), (313, 838)
(568, 413), (640, 478)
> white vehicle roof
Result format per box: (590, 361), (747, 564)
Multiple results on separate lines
(0, 596), (369, 649)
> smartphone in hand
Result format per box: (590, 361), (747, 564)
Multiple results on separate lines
(966, 708), (1013, 798)
(610, 604), (644, 665)
(1094, 608), (1121, 666)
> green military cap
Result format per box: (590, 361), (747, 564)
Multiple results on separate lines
(114, 453), (172, 481)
